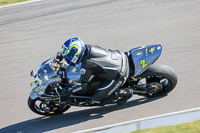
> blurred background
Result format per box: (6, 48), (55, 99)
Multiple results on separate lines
(0, 0), (200, 132)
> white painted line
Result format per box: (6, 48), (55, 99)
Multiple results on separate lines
(74, 107), (200, 133)
(0, 0), (42, 9)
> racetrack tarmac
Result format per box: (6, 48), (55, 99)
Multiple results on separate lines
(0, 0), (200, 132)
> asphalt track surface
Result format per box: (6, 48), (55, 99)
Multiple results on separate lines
(0, 0), (200, 132)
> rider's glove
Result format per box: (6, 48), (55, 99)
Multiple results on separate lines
(50, 62), (57, 68)
(55, 52), (63, 63)
(50, 59), (59, 68)
(60, 62), (68, 70)
(54, 58), (60, 63)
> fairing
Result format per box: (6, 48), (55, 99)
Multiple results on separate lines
(30, 59), (81, 100)
(129, 44), (162, 77)
(66, 63), (81, 80)
(37, 64), (58, 81)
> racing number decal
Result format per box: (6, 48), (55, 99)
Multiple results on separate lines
(140, 59), (148, 69)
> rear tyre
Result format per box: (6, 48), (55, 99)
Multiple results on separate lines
(28, 97), (71, 116)
(139, 63), (178, 97)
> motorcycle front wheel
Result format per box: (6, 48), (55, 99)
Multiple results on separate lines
(28, 97), (71, 116)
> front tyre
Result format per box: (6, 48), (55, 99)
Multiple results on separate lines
(139, 63), (178, 97)
(28, 97), (71, 116)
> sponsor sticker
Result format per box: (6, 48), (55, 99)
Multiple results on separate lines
(71, 56), (78, 63)
(56, 78), (60, 81)
(34, 86), (44, 92)
(43, 69), (47, 74)
(72, 68), (76, 73)
(136, 52), (142, 55)
(157, 46), (161, 50)
(59, 71), (62, 74)
(80, 68), (86, 74)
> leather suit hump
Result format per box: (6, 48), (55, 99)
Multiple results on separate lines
(81, 45), (128, 81)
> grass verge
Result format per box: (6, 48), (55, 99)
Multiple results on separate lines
(131, 119), (200, 133)
(0, 0), (29, 6)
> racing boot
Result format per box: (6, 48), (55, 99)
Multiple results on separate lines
(60, 88), (72, 102)
(116, 87), (133, 105)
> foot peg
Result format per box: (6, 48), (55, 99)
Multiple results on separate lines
(116, 88), (133, 97)
(116, 88), (133, 105)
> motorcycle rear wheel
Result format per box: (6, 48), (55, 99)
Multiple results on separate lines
(138, 63), (178, 97)
(28, 97), (71, 116)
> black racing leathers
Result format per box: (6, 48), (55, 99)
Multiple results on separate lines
(56, 45), (129, 104)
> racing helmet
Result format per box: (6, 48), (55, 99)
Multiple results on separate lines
(62, 37), (85, 66)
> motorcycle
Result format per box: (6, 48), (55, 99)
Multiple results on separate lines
(28, 44), (177, 116)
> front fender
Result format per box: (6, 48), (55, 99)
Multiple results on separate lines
(29, 91), (38, 100)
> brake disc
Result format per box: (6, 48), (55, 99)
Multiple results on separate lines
(147, 82), (163, 93)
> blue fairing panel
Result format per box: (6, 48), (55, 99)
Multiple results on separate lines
(30, 92), (38, 100)
(66, 63), (81, 80)
(129, 44), (162, 77)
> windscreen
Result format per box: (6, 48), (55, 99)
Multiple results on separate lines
(37, 64), (57, 81)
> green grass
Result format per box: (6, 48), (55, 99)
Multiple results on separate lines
(131, 119), (200, 133)
(0, 0), (29, 6)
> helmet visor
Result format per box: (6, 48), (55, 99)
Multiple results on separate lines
(63, 48), (79, 65)
(66, 49), (75, 60)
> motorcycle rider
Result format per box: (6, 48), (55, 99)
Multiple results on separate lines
(54, 37), (133, 105)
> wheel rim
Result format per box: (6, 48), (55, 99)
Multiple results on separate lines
(147, 82), (163, 93)
(138, 75), (172, 96)
(34, 99), (67, 115)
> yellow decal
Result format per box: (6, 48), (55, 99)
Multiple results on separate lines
(139, 45), (146, 49)
(149, 47), (155, 54)
(45, 97), (60, 101)
(31, 77), (35, 83)
(72, 68), (76, 73)
(140, 60), (148, 68)
(49, 112), (55, 114)
(35, 86), (43, 92)
(34, 82), (38, 87)
(31, 77), (40, 87)
(69, 40), (82, 56)
(36, 80), (40, 86)
(145, 48), (148, 56)
(62, 46), (68, 54)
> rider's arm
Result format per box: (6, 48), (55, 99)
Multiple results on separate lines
(69, 62), (93, 93)
(54, 51), (63, 63)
